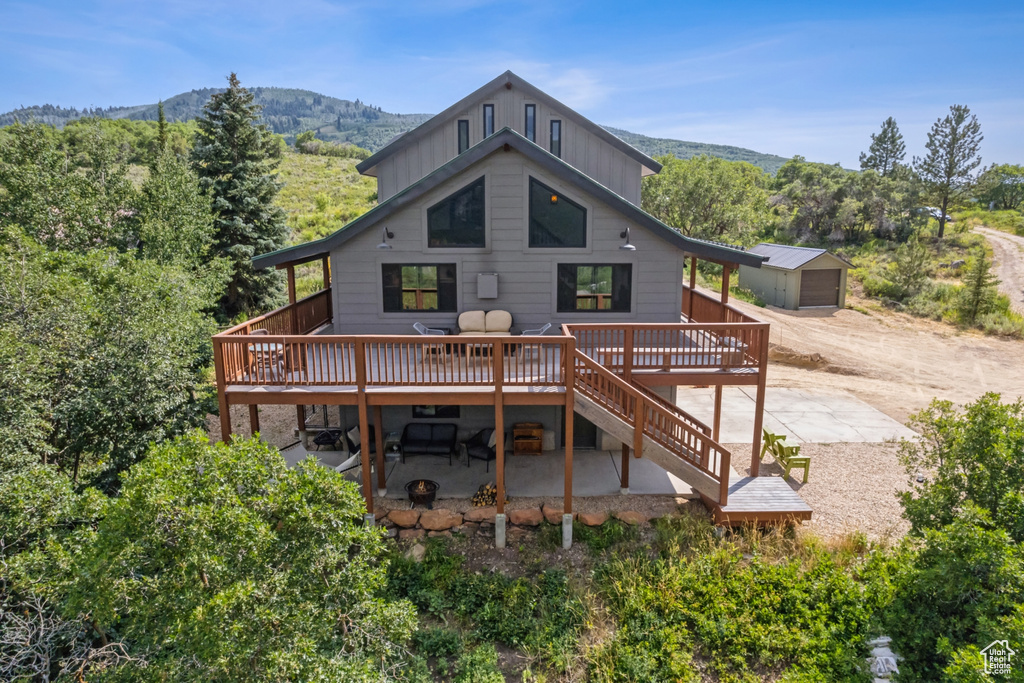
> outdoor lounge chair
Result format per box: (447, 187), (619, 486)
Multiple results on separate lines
(760, 429), (810, 483)
(413, 322), (447, 362)
(345, 424), (376, 456)
(463, 428), (497, 471)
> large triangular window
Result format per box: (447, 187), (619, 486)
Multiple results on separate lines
(529, 177), (586, 248)
(427, 178), (485, 248)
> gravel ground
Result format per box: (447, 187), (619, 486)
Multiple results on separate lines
(732, 441), (911, 541)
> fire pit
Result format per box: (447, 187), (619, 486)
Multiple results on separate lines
(405, 479), (439, 508)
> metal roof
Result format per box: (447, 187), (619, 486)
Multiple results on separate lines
(747, 243), (852, 270)
(253, 128), (765, 270)
(356, 71), (662, 177)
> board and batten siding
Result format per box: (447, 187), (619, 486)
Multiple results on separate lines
(374, 87), (643, 207)
(330, 150), (683, 335)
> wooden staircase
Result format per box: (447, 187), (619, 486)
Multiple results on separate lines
(570, 349), (732, 505)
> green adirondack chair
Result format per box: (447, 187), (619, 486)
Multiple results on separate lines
(759, 429), (786, 462)
(775, 443), (811, 484)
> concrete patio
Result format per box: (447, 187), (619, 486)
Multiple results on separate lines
(676, 387), (917, 443)
(280, 445), (696, 499)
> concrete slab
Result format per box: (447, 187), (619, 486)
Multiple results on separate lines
(677, 387), (917, 444)
(277, 445), (695, 499)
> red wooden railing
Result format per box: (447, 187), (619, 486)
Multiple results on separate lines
(682, 285), (761, 324)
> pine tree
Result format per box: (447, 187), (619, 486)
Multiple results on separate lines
(156, 100), (167, 154)
(859, 117), (905, 177)
(191, 73), (288, 320)
(914, 105), (983, 239)
(956, 248), (999, 325)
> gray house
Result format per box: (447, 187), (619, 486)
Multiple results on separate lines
(251, 71), (764, 448)
(738, 243), (851, 310)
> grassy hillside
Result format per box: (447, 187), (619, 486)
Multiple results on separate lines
(275, 151), (377, 245)
(604, 126), (789, 173)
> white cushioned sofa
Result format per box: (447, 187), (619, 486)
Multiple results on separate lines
(456, 310), (513, 335)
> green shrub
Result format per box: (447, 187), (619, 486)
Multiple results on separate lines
(574, 518), (639, 553)
(590, 524), (878, 681)
(412, 626), (463, 659)
(453, 644), (505, 683)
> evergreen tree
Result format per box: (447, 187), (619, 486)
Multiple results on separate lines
(914, 105), (983, 238)
(156, 100), (167, 155)
(956, 247), (1000, 325)
(859, 116), (905, 177)
(191, 73), (288, 320)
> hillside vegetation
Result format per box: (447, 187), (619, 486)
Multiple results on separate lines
(1, 86), (786, 170)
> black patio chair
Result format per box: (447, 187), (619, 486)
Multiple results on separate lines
(345, 424), (376, 456)
(463, 428), (496, 472)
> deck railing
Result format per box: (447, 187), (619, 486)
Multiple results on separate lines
(682, 285), (761, 324)
(572, 349), (730, 504)
(222, 287), (333, 337)
(564, 322), (769, 374)
(215, 334), (570, 388)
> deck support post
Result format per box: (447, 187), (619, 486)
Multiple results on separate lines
(562, 514), (573, 549)
(563, 337), (575, 529)
(374, 405), (386, 497)
(213, 339), (232, 443)
(321, 256), (330, 290)
(296, 406), (307, 448)
(688, 256), (698, 320)
(494, 344), (506, 548)
(355, 340), (373, 517)
(720, 265), (731, 308)
(248, 404), (260, 436)
(285, 265), (297, 304)
(750, 326), (770, 476)
(620, 444), (630, 494)
(713, 385), (723, 443)
(495, 513), (506, 549)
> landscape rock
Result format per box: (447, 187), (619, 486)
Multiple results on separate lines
(385, 527), (398, 539)
(613, 510), (650, 526)
(464, 506), (497, 523)
(461, 522), (480, 536)
(508, 508), (544, 526)
(419, 509), (463, 531)
(541, 503), (568, 524)
(399, 528), (425, 540)
(388, 509), (421, 528)
(404, 543), (426, 562)
(427, 530), (452, 538)
(578, 511), (609, 526)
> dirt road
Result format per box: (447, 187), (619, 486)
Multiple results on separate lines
(731, 297), (1024, 424)
(977, 226), (1024, 314)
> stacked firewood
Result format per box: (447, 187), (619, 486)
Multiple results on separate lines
(471, 482), (506, 507)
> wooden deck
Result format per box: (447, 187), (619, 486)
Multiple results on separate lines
(711, 475), (813, 525)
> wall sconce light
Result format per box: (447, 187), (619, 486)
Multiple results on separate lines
(550, 194), (559, 204)
(619, 227), (636, 251)
(376, 226), (394, 250)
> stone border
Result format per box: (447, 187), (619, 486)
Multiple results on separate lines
(377, 504), (670, 541)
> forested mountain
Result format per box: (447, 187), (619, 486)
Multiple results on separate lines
(1, 87), (786, 170)
(604, 127), (789, 174)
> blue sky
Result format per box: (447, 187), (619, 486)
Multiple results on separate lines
(2, 0), (1021, 168)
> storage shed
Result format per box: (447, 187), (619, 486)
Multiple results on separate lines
(738, 244), (851, 310)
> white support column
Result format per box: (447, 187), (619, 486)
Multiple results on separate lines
(562, 513), (573, 549)
(495, 513), (507, 549)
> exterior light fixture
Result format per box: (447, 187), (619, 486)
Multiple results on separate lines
(550, 194), (558, 204)
(376, 227), (394, 250)
(619, 227), (636, 251)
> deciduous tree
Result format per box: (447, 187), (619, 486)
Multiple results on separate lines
(192, 73), (288, 320)
(914, 105), (983, 238)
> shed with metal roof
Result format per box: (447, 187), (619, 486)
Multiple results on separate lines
(738, 243), (851, 309)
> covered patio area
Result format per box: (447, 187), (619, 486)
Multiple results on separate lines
(279, 445), (698, 499)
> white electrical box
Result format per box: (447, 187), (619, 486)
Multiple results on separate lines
(477, 273), (498, 299)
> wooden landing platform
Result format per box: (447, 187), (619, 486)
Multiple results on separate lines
(711, 476), (813, 525)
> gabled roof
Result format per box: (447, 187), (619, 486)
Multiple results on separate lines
(356, 71), (663, 178)
(747, 243), (852, 270)
(253, 128), (764, 270)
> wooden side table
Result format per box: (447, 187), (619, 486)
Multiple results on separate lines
(513, 422), (543, 456)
